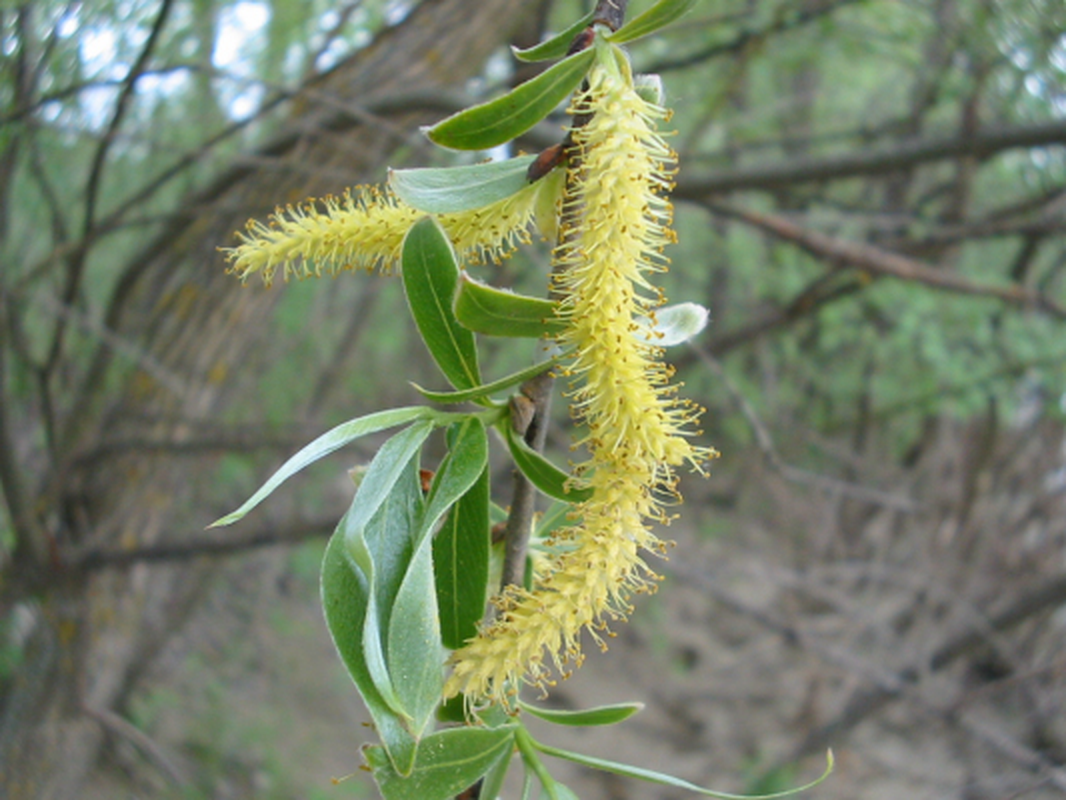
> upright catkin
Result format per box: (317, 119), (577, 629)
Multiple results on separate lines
(445, 51), (715, 704)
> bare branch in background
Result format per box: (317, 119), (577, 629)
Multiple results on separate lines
(703, 199), (1066, 318)
(74, 515), (340, 571)
(689, 342), (917, 511)
(645, 0), (867, 73)
(676, 119), (1066, 195)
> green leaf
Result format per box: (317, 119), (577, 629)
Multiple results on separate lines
(436, 694), (467, 724)
(322, 456), (425, 776)
(381, 418), (488, 740)
(540, 782), (580, 800)
(520, 700), (644, 727)
(426, 48), (596, 151)
(419, 418), (490, 547)
(389, 156), (537, 214)
(535, 740), (835, 799)
(365, 725), (519, 800)
(343, 421), (435, 576)
(403, 217), (481, 391)
(322, 529), (418, 776)
(454, 274), (565, 339)
(210, 406), (431, 527)
(434, 465), (490, 650)
(505, 426), (592, 504)
(478, 738), (513, 800)
(341, 423), (434, 747)
(413, 359), (554, 405)
(511, 11), (595, 62)
(386, 536), (443, 744)
(607, 0), (700, 44)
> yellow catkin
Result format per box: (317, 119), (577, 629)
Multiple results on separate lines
(223, 178), (551, 286)
(446, 53), (716, 705)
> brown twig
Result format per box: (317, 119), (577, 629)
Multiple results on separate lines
(499, 370), (554, 590)
(677, 118), (1066, 195)
(704, 199), (1066, 319)
(644, 0), (866, 73)
(82, 703), (191, 787)
(688, 342), (918, 511)
(74, 514), (339, 572)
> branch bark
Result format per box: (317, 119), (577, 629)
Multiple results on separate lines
(677, 119), (1066, 194)
(703, 199), (1066, 318)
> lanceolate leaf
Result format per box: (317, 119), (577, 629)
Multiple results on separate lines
(386, 536), (443, 746)
(520, 700), (644, 727)
(335, 421), (433, 768)
(210, 406), (431, 527)
(477, 742), (513, 800)
(365, 725), (519, 800)
(343, 421), (435, 577)
(382, 418), (487, 739)
(434, 465), (490, 650)
(402, 217), (481, 391)
(535, 500), (573, 539)
(606, 0), (700, 44)
(504, 426), (592, 504)
(321, 458), (425, 777)
(389, 156), (537, 214)
(453, 273), (564, 338)
(413, 358), (554, 405)
(426, 48), (596, 151)
(419, 418), (490, 546)
(534, 740), (835, 799)
(511, 10), (595, 62)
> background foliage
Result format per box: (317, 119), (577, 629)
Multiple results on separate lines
(1, 0), (1064, 798)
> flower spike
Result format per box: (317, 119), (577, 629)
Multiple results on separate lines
(224, 177), (556, 286)
(446, 45), (716, 705)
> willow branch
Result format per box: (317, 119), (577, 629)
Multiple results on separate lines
(499, 370), (554, 591)
(73, 515), (339, 571)
(677, 118), (1066, 194)
(645, 0), (866, 73)
(705, 199), (1066, 319)
(0, 301), (51, 572)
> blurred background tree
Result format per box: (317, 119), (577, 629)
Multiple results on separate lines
(1, 1), (1063, 798)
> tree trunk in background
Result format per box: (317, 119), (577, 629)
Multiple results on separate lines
(0, 2), (536, 796)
